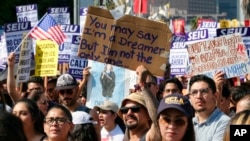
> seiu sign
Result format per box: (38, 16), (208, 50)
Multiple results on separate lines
(16, 4), (37, 13)
(61, 24), (80, 33)
(48, 7), (69, 13)
(5, 22), (31, 32)
(186, 29), (209, 41)
(199, 21), (218, 28)
(217, 27), (250, 37)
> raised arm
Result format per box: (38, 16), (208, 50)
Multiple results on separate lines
(137, 68), (161, 141)
(7, 52), (21, 103)
(77, 66), (91, 96)
(213, 71), (225, 108)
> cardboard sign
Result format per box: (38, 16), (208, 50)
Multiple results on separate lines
(16, 33), (32, 83)
(35, 40), (58, 76)
(187, 33), (250, 78)
(78, 6), (172, 76)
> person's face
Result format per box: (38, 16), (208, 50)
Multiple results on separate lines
(189, 81), (216, 112)
(145, 76), (159, 97)
(121, 101), (149, 130)
(163, 83), (181, 97)
(46, 82), (58, 102)
(98, 109), (116, 128)
(12, 102), (33, 129)
(78, 95), (86, 105)
(106, 64), (112, 71)
(219, 97), (230, 115)
(37, 94), (49, 115)
(158, 108), (188, 141)
(27, 82), (43, 93)
(58, 87), (78, 107)
(44, 108), (73, 141)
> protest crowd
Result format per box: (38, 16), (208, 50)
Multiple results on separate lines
(1, 1), (250, 141)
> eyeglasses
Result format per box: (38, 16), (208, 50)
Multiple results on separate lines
(38, 100), (48, 105)
(161, 116), (187, 127)
(120, 105), (141, 114)
(59, 89), (73, 95)
(44, 117), (71, 125)
(189, 88), (210, 97)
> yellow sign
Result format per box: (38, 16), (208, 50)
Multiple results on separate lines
(35, 40), (58, 76)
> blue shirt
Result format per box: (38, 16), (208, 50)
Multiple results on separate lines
(193, 107), (230, 141)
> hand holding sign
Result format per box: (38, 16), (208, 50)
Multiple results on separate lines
(82, 66), (91, 81)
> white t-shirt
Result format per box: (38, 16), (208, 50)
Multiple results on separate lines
(101, 124), (124, 141)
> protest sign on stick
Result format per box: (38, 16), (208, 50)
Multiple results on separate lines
(78, 6), (172, 76)
(187, 33), (250, 78)
(35, 40), (58, 76)
(16, 33), (32, 84)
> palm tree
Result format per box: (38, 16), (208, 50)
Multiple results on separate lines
(242, 0), (250, 19)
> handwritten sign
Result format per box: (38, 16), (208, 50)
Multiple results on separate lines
(217, 27), (250, 60)
(35, 40), (58, 76)
(187, 33), (250, 78)
(16, 33), (32, 83)
(78, 6), (172, 76)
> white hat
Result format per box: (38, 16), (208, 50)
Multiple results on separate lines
(72, 111), (97, 125)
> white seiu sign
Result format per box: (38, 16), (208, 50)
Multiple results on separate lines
(16, 4), (38, 27)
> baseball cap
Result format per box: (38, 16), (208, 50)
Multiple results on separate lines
(55, 73), (78, 90)
(157, 93), (194, 117)
(72, 111), (97, 125)
(94, 100), (119, 113)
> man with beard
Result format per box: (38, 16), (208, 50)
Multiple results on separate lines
(55, 73), (100, 141)
(119, 91), (160, 141)
(188, 74), (230, 141)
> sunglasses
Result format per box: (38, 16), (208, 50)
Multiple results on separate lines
(160, 116), (187, 126)
(59, 89), (74, 95)
(120, 105), (141, 114)
(44, 117), (71, 125)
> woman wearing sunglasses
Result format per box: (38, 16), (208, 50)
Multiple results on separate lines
(148, 93), (195, 141)
(42, 104), (74, 141)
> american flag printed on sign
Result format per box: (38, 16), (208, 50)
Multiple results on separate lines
(29, 14), (66, 44)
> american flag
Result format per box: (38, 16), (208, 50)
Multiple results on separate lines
(29, 14), (66, 44)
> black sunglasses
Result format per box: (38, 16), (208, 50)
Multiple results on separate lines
(120, 105), (141, 114)
(163, 117), (186, 126)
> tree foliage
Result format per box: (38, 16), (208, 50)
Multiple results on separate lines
(0, 0), (73, 25)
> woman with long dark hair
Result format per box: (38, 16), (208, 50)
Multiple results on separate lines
(12, 99), (45, 141)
